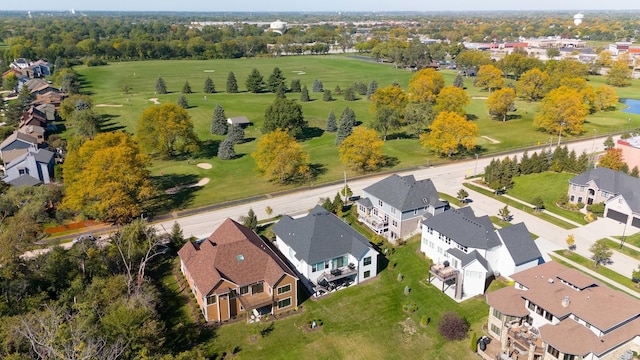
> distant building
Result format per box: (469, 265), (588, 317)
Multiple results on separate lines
(270, 20), (287, 35)
(616, 136), (640, 171)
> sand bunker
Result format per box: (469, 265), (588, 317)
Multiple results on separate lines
(149, 98), (160, 104)
(197, 163), (212, 170)
(204, 70), (215, 72)
(192, 177), (210, 187)
(481, 136), (500, 144)
(95, 104), (123, 107)
(472, 96), (488, 100)
(292, 70), (306, 75)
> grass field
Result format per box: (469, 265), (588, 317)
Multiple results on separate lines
(157, 236), (494, 359)
(75, 56), (640, 211)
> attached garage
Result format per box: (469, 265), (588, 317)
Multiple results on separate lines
(632, 217), (640, 229)
(606, 209), (629, 223)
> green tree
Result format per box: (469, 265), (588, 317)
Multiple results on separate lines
(498, 205), (511, 222)
(339, 127), (385, 172)
(486, 88), (516, 121)
(182, 81), (192, 94)
(267, 67), (286, 93)
(344, 87), (356, 101)
(367, 80), (378, 99)
(354, 81), (367, 95)
(252, 129), (311, 183)
(312, 79), (324, 92)
(632, 265), (640, 287)
(604, 136), (615, 150)
(516, 68), (549, 101)
(421, 111), (478, 157)
(177, 94), (189, 109)
(326, 110), (337, 132)
(2, 72), (18, 91)
(203, 77), (215, 93)
(300, 85), (310, 102)
(290, 78), (301, 92)
(456, 189), (469, 203)
(55, 68), (80, 94)
(322, 89), (333, 102)
(336, 107), (356, 145)
(227, 124), (245, 144)
(136, 103), (200, 157)
(546, 48), (560, 59)
(590, 239), (613, 268)
(371, 106), (401, 141)
(210, 104), (228, 135)
(226, 71), (238, 93)
(262, 98), (307, 138)
(453, 73), (464, 88)
(404, 103), (433, 137)
(155, 76), (167, 94)
(246, 68), (265, 93)
(169, 221), (186, 252)
(62, 132), (154, 224)
(217, 138), (236, 160)
(532, 196), (544, 211)
(239, 208), (258, 231)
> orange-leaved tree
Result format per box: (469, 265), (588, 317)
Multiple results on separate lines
(252, 128), (311, 184)
(533, 86), (589, 135)
(420, 111), (478, 157)
(339, 127), (385, 172)
(598, 148), (627, 171)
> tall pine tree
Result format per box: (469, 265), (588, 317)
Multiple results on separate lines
(217, 138), (236, 160)
(267, 67), (286, 93)
(336, 107), (356, 145)
(227, 124), (245, 144)
(155, 76), (167, 94)
(300, 85), (310, 102)
(226, 71), (238, 93)
(204, 77), (215, 93)
(245, 68), (264, 93)
(211, 104), (228, 135)
(367, 80), (378, 99)
(326, 110), (337, 132)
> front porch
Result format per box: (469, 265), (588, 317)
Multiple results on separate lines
(238, 292), (274, 323)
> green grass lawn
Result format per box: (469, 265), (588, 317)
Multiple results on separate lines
(508, 172), (588, 225)
(599, 238), (640, 261)
(158, 237), (493, 359)
(614, 233), (640, 248)
(74, 56), (640, 211)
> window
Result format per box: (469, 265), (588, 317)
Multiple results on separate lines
(206, 295), (216, 305)
(585, 322), (591, 329)
(392, 220), (398, 227)
(491, 324), (501, 336)
(563, 355), (576, 360)
(570, 195), (575, 202)
(577, 197), (583, 203)
(364, 256), (372, 266)
(428, 227), (433, 234)
(544, 311), (553, 321)
(458, 244), (468, 252)
(492, 308), (503, 320)
(572, 184), (576, 190)
(378, 200), (383, 206)
(528, 301), (536, 311)
(277, 297), (291, 309)
(251, 282), (264, 294)
(573, 315), (579, 321)
(229, 290), (237, 299)
(289, 248), (294, 258)
(391, 208), (396, 214)
(547, 345), (560, 358)
(240, 286), (249, 295)
(536, 306), (544, 316)
(364, 270), (370, 278)
(18, 169), (25, 175)
(277, 284), (291, 295)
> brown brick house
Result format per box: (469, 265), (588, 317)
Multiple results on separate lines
(178, 219), (298, 323)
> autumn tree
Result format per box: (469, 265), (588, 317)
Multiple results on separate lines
(267, 67), (286, 93)
(210, 104), (228, 135)
(369, 84), (408, 119)
(408, 68), (445, 104)
(594, 85), (619, 111)
(62, 131), (155, 224)
(136, 103), (200, 157)
(155, 76), (167, 94)
(475, 64), (504, 92)
(598, 148), (626, 171)
(252, 129), (311, 183)
(203, 77), (215, 93)
(566, 234), (576, 250)
(516, 68), (549, 101)
(545, 59), (589, 91)
(245, 68), (265, 93)
(434, 86), (470, 116)
(607, 58), (631, 87)
(263, 97), (307, 138)
(486, 88), (516, 121)
(498, 205), (511, 222)
(339, 127), (385, 172)
(533, 86), (589, 135)
(421, 111), (478, 157)
(226, 71), (238, 93)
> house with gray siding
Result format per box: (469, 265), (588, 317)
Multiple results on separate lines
(273, 205), (379, 297)
(356, 174), (448, 241)
(2, 148), (54, 186)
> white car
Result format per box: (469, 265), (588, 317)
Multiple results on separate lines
(72, 234), (96, 245)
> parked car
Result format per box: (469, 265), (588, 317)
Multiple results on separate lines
(72, 234), (96, 244)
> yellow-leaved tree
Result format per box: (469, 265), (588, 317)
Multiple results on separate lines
(136, 103), (200, 158)
(533, 86), (589, 135)
(434, 86), (470, 117)
(408, 68), (445, 104)
(486, 88), (516, 121)
(607, 56), (632, 87)
(61, 132), (155, 224)
(475, 64), (504, 92)
(420, 111), (478, 157)
(252, 128), (311, 183)
(339, 127), (385, 172)
(369, 84), (409, 117)
(594, 85), (619, 111)
(516, 68), (549, 101)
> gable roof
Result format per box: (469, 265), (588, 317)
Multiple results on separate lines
(362, 174), (444, 212)
(227, 116), (251, 125)
(423, 207), (501, 249)
(570, 168), (640, 212)
(177, 219), (296, 296)
(6, 174), (42, 187)
(5, 148), (54, 170)
(496, 223), (542, 266)
(0, 131), (38, 151)
(446, 247), (489, 270)
(273, 205), (376, 264)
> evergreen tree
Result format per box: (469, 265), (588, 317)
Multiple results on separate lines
(334, 85), (342, 95)
(210, 104), (228, 135)
(312, 79), (324, 92)
(321, 197), (335, 213)
(344, 87), (356, 101)
(326, 110), (337, 132)
(520, 151), (532, 174)
(246, 68), (264, 93)
(217, 138), (236, 160)
(322, 89), (333, 102)
(177, 94), (188, 109)
(169, 221), (186, 252)
(453, 73), (465, 88)
(53, 56), (65, 72)
(604, 136), (615, 150)
(204, 76), (215, 93)
(631, 166), (640, 178)
(239, 208), (258, 231)
(290, 78), (301, 92)
(332, 192), (344, 215)
(336, 107), (356, 145)
(576, 151), (590, 173)
(227, 124), (245, 144)
(567, 149), (578, 173)
(182, 81), (192, 94)
(275, 83), (287, 98)
(267, 67), (286, 93)
(155, 76), (167, 94)
(300, 85), (311, 102)
(367, 80), (378, 99)
(354, 81), (367, 95)
(226, 71), (238, 93)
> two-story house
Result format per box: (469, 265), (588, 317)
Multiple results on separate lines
(485, 261), (640, 360)
(568, 168), (640, 228)
(421, 207), (543, 300)
(356, 174), (449, 242)
(273, 205), (379, 297)
(178, 219), (298, 323)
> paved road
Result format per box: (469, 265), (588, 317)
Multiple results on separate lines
(153, 135), (639, 279)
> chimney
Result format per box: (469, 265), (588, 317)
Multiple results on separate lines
(561, 295), (570, 308)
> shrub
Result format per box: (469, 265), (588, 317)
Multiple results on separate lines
(402, 303), (418, 313)
(557, 194), (569, 206)
(577, 202), (585, 209)
(438, 311), (469, 341)
(470, 332), (478, 352)
(420, 315), (429, 327)
(586, 202), (605, 217)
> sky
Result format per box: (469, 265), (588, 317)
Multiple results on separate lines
(2, 0), (640, 12)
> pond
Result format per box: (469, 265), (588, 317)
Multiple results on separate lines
(620, 98), (640, 114)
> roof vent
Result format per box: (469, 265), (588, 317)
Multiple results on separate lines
(548, 278), (554, 284)
(561, 296), (570, 308)
(237, 254), (244, 261)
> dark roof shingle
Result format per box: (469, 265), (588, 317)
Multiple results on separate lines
(362, 174), (444, 212)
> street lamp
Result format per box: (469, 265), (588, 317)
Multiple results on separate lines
(474, 153), (479, 176)
(557, 121), (567, 147)
(620, 221), (628, 249)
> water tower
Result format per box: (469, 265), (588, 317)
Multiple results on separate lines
(573, 13), (584, 26)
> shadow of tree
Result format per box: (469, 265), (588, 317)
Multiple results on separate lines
(148, 173), (202, 214)
(383, 155), (400, 168)
(467, 114), (479, 121)
(299, 126), (324, 141)
(99, 114), (126, 132)
(198, 139), (221, 158)
(309, 163), (327, 178)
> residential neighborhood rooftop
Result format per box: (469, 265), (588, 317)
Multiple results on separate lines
(362, 174), (443, 212)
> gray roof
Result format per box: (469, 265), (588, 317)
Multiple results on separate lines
(362, 174), (444, 212)
(6, 148), (54, 170)
(356, 197), (373, 208)
(228, 116), (250, 125)
(497, 223), (542, 266)
(6, 174), (42, 187)
(273, 205), (377, 264)
(570, 168), (640, 212)
(0, 131), (38, 150)
(446, 248), (489, 270)
(422, 207), (501, 250)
